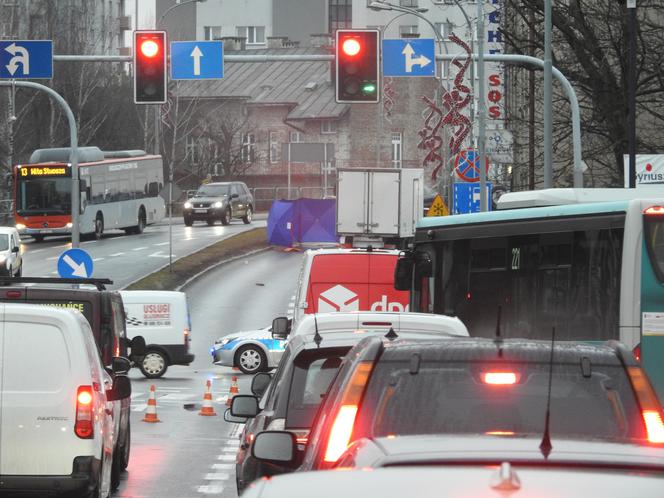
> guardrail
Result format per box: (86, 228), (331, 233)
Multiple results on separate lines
(179, 188), (335, 212)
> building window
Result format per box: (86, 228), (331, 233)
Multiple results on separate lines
(204, 26), (222, 40)
(290, 131), (303, 143)
(241, 133), (255, 163)
(399, 0), (418, 6)
(186, 136), (199, 164)
(269, 131), (280, 163)
(399, 25), (418, 37)
(321, 120), (337, 134)
(391, 132), (402, 168)
(237, 26), (265, 45)
(329, 0), (352, 33)
(434, 22), (453, 40)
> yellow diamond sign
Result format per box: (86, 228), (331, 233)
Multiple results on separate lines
(427, 194), (449, 217)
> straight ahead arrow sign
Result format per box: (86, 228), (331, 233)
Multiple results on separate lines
(402, 43), (431, 73)
(190, 45), (203, 76)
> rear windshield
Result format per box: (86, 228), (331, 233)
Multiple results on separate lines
(352, 359), (646, 443)
(286, 347), (350, 428)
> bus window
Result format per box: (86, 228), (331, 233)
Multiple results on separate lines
(645, 212), (664, 283)
(148, 181), (159, 197)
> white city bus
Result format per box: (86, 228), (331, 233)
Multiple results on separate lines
(14, 147), (166, 241)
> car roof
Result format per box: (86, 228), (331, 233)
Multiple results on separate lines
(356, 434), (664, 468)
(242, 465), (664, 498)
(0, 227), (16, 235)
(292, 312), (469, 338)
(379, 337), (623, 365)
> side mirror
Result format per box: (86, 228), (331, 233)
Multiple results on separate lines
(394, 253), (414, 291)
(231, 193), (239, 199)
(107, 375), (131, 401)
(11, 246), (19, 253)
(251, 372), (272, 397)
(130, 336), (146, 357)
(111, 356), (131, 375)
(271, 316), (290, 340)
(230, 395), (259, 418)
(252, 431), (297, 464)
(223, 408), (248, 424)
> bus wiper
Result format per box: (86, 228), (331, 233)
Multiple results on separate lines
(539, 326), (556, 459)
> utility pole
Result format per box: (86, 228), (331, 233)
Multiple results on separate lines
(627, 0), (637, 188)
(477, 0), (488, 212)
(543, 0), (553, 188)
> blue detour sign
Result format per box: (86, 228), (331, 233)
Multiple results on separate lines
(453, 182), (493, 214)
(171, 41), (224, 80)
(58, 248), (94, 279)
(382, 39), (435, 77)
(0, 40), (53, 79)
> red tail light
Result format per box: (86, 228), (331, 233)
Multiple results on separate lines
(482, 371), (519, 385)
(75, 386), (94, 439)
(627, 367), (664, 444)
(644, 206), (664, 217)
(323, 361), (374, 463)
(184, 328), (190, 349)
(633, 343), (641, 362)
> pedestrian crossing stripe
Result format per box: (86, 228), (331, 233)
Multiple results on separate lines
(427, 194), (449, 217)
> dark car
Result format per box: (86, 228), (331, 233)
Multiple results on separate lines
(250, 337), (664, 473)
(0, 276), (138, 490)
(183, 181), (253, 226)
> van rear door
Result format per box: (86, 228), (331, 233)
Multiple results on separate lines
(367, 254), (409, 312)
(0, 311), (80, 475)
(306, 254), (370, 313)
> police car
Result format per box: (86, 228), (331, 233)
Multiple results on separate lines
(211, 325), (287, 374)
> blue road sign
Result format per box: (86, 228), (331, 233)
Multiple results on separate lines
(454, 149), (490, 182)
(57, 248), (94, 279)
(382, 39), (435, 77)
(171, 41), (224, 80)
(453, 182), (493, 214)
(0, 40), (53, 79)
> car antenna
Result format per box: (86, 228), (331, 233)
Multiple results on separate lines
(313, 314), (323, 348)
(384, 327), (399, 341)
(494, 305), (503, 358)
(539, 326), (556, 460)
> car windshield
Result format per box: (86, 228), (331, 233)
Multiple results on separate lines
(194, 185), (230, 197)
(286, 347), (349, 429)
(0, 235), (9, 251)
(352, 358), (646, 444)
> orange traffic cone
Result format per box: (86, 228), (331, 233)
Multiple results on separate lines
(199, 380), (217, 416)
(226, 376), (239, 407)
(142, 384), (161, 423)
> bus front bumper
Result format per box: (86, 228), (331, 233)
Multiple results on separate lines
(17, 225), (72, 237)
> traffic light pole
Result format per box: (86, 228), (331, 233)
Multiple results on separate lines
(0, 80), (80, 247)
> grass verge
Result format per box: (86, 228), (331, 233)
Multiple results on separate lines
(125, 227), (268, 291)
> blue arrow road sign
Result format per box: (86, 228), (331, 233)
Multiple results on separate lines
(0, 40), (53, 79)
(453, 182), (493, 214)
(382, 39), (435, 77)
(57, 248), (94, 279)
(171, 41), (224, 80)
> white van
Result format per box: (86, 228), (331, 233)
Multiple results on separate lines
(120, 290), (195, 378)
(0, 303), (131, 498)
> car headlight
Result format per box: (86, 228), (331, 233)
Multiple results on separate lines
(184, 202), (192, 209)
(15, 223), (25, 230)
(214, 337), (235, 347)
(213, 201), (223, 208)
(66, 222), (73, 228)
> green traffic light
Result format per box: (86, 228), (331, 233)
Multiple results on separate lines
(362, 82), (377, 94)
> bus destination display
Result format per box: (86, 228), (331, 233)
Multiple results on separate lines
(19, 165), (71, 178)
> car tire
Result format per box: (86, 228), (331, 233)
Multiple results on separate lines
(32, 235), (44, 243)
(235, 345), (267, 374)
(221, 208), (231, 226)
(184, 216), (193, 227)
(119, 421), (131, 470)
(94, 215), (104, 240)
(139, 350), (168, 379)
(207, 217), (216, 226)
(242, 206), (252, 224)
(15, 265), (21, 277)
(110, 447), (121, 491)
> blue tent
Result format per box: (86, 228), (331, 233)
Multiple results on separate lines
(267, 200), (295, 246)
(267, 199), (337, 247)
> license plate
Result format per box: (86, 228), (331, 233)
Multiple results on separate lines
(40, 229), (52, 233)
(194, 209), (207, 213)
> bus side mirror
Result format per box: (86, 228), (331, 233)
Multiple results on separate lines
(394, 254), (414, 291)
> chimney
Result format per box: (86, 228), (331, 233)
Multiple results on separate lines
(310, 33), (333, 48)
(220, 36), (246, 51)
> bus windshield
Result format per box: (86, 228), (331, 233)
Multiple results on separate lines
(16, 177), (71, 215)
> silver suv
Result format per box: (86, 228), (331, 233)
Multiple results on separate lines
(183, 181), (254, 226)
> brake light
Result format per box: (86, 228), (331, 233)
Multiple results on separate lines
(486, 431), (515, 436)
(644, 206), (664, 217)
(184, 328), (190, 348)
(323, 361), (374, 463)
(482, 371), (518, 385)
(75, 386), (94, 439)
(633, 343), (641, 362)
(4, 290), (20, 299)
(626, 367), (664, 444)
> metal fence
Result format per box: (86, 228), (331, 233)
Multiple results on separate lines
(250, 187), (335, 212)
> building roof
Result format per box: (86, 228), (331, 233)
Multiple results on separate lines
(174, 47), (348, 120)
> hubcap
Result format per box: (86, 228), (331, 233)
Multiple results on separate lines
(239, 349), (261, 371)
(246, 209), (252, 222)
(143, 353), (165, 375)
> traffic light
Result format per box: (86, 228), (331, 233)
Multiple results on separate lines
(134, 30), (167, 104)
(335, 29), (380, 104)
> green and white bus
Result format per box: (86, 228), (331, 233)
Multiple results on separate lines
(401, 188), (664, 400)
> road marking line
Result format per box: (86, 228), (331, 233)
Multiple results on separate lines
(220, 447), (238, 453)
(196, 484), (224, 494)
(132, 246), (149, 251)
(154, 242), (170, 246)
(46, 256), (59, 261)
(211, 463), (234, 470)
(158, 393), (195, 401)
(92, 258), (105, 262)
(29, 249), (45, 253)
(131, 403), (147, 412)
(216, 454), (235, 462)
(203, 473), (230, 481)
(81, 241), (95, 245)
(51, 271), (59, 275)
(110, 252), (125, 257)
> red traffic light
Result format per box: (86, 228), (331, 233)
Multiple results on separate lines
(140, 40), (160, 58)
(342, 38), (361, 57)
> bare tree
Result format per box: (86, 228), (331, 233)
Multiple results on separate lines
(503, 0), (664, 187)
